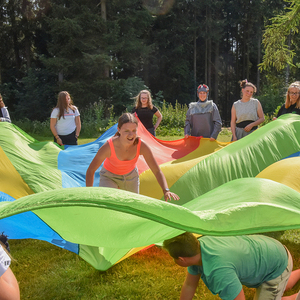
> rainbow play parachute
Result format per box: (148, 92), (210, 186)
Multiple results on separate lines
(1, 114), (300, 270)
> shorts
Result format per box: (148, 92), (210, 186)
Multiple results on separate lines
(253, 248), (293, 300)
(54, 130), (78, 145)
(147, 127), (155, 136)
(233, 127), (256, 140)
(99, 167), (139, 193)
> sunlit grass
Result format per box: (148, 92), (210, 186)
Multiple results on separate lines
(10, 229), (300, 299)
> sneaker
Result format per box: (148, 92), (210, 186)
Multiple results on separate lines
(0, 232), (10, 253)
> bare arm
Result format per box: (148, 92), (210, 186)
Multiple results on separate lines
(234, 288), (245, 300)
(50, 118), (63, 146)
(86, 142), (110, 187)
(180, 273), (200, 300)
(0, 267), (20, 300)
(244, 101), (265, 132)
(230, 105), (237, 141)
(75, 115), (81, 137)
(140, 141), (179, 201)
(154, 110), (162, 130)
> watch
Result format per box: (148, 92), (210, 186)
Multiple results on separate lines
(164, 188), (170, 193)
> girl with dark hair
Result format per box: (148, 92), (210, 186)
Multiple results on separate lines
(86, 113), (179, 202)
(231, 80), (265, 141)
(50, 91), (81, 145)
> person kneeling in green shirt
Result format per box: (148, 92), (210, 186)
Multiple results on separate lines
(163, 232), (300, 300)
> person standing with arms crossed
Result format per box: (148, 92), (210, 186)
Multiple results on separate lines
(184, 84), (222, 141)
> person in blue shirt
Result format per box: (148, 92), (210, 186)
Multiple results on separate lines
(163, 232), (300, 300)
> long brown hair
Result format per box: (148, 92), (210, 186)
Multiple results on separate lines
(134, 90), (153, 109)
(285, 82), (300, 109)
(54, 91), (76, 120)
(115, 113), (139, 145)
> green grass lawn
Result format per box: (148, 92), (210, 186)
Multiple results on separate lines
(9, 230), (300, 299)
(8, 129), (300, 299)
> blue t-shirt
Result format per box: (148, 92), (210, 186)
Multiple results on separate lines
(188, 235), (288, 300)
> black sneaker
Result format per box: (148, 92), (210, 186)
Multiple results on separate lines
(0, 232), (10, 253)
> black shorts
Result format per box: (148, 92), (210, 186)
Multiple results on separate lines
(54, 130), (77, 145)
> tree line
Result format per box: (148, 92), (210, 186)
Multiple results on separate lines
(1, 0), (300, 125)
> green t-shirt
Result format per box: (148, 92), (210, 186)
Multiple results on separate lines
(188, 235), (288, 300)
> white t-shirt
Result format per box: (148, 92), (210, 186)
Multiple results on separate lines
(50, 107), (80, 135)
(0, 245), (11, 277)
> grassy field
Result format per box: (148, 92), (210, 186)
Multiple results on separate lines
(9, 231), (300, 299)
(7, 130), (300, 299)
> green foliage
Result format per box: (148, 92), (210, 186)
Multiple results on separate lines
(260, 0), (300, 71)
(258, 83), (285, 115)
(260, 105), (282, 126)
(80, 102), (116, 137)
(0, 0), (291, 125)
(13, 118), (51, 137)
(155, 101), (188, 136)
(13, 69), (57, 121)
(112, 77), (149, 115)
(10, 229), (300, 299)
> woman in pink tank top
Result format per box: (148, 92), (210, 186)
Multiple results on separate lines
(86, 113), (179, 202)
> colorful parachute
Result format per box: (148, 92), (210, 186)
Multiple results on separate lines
(1, 114), (300, 270)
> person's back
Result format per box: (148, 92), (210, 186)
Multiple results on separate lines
(190, 235), (288, 299)
(163, 232), (300, 300)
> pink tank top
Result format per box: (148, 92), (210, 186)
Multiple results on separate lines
(103, 138), (141, 175)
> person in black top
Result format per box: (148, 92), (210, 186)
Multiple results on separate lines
(132, 90), (162, 136)
(275, 82), (300, 119)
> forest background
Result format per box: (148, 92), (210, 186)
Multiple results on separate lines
(1, 0), (300, 137)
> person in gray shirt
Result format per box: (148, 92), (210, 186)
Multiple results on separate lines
(0, 94), (11, 123)
(184, 84), (222, 141)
